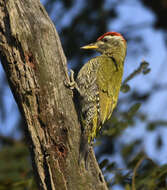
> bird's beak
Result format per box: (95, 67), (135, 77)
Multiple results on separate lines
(80, 43), (98, 50)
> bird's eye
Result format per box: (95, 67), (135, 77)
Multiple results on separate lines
(102, 38), (108, 42)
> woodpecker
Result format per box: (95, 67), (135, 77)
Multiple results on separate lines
(67, 32), (127, 165)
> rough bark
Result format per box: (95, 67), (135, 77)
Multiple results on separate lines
(0, 0), (108, 190)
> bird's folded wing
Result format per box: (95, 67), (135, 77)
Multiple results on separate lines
(97, 57), (116, 123)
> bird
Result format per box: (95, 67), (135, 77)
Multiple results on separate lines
(67, 32), (127, 167)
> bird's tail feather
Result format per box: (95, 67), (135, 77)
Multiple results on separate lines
(78, 132), (91, 169)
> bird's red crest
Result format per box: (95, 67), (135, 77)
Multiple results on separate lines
(97, 32), (126, 42)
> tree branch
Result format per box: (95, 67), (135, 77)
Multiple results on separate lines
(0, 0), (108, 189)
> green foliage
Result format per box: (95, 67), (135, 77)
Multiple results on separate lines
(147, 120), (167, 131)
(125, 103), (141, 119)
(99, 152), (167, 189)
(0, 142), (37, 190)
(130, 155), (167, 190)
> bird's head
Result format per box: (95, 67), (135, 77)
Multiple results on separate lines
(81, 32), (127, 63)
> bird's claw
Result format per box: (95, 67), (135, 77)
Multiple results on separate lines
(65, 69), (83, 96)
(64, 69), (76, 90)
(64, 80), (76, 90)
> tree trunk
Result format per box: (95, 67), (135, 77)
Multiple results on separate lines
(0, 0), (108, 190)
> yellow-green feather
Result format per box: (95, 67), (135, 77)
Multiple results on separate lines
(77, 55), (124, 144)
(88, 108), (98, 143)
(90, 55), (123, 140)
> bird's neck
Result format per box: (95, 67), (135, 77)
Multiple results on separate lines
(102, 51), (125, 69)
(102, 44), (126, 66)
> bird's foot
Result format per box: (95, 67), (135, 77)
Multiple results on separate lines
(65, 69), (83, 95)
(64, 69), (76, 90)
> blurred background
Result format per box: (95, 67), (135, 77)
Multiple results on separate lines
(0, 0), (167, 189)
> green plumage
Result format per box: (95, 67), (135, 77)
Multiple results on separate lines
(76, 55), (124, 143)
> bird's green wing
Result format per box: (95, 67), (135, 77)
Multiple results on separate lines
(97, 56), (123, 124)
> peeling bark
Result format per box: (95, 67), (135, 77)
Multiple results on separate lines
(0, 0), (108, 189)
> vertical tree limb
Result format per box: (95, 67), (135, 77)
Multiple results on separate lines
(0, 0), (108, 189)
